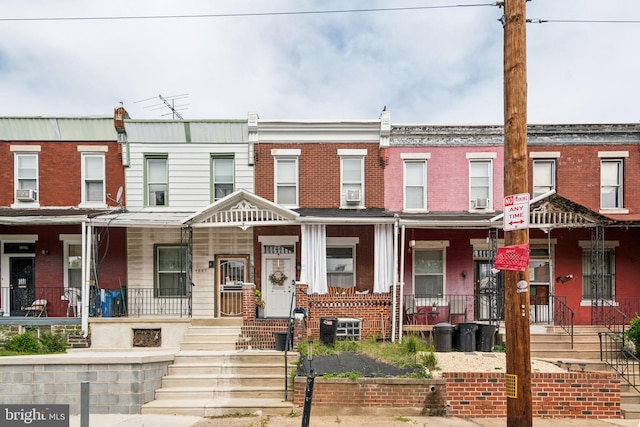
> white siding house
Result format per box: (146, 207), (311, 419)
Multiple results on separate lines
(95, 118), (257, 318)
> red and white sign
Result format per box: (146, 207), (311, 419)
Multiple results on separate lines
(503, 193), (530, 231)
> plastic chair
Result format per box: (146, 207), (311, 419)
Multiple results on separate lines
(65, 288), (82, 317)
(24, 299), (48, 317)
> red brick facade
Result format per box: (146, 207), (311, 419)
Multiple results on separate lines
(294, 371), (620, 419)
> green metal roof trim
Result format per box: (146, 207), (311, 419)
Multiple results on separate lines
(0, 117), (117, 141)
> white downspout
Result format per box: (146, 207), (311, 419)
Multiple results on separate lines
(399, 225), (406, 340)
(299, 224), (307, 284)
(391, 218), (399, 342)
(81, 221), (89, 338)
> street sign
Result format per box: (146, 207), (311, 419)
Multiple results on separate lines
(503, 193), (530, 231)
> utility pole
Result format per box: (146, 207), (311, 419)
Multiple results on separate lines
(503, 0), (532, 426)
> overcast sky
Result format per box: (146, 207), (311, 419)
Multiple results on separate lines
(1, 1), (639, 124)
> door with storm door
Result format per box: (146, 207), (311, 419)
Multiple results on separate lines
(10, 257), (35, 316)
(262, 245), (296, 318)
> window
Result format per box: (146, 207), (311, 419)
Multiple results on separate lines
(600, 159), (623, 209)
(146, 156), (168, 206)
(413, 249), (445, 295)
(82, 153), (105, 204)
(404, 161), (426, 210)
(582, 248), (615, 300)
(67, 244), (82, 289)
(469, 159), (491, 209)
(341, 156), (364, 207)
(326, 246), (355, 288)
(155, 245), (187, 297)
(275, 157), (298, 206)
(532, 159), (555, 197)
(212, 156), (234, 201)
(15, 153), (38, 202)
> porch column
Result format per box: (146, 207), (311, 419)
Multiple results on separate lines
(299, 224), (307, 284)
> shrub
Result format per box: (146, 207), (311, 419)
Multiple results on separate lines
(4, 332), (43, 354)
(39, 333), (68, 353)
(626, 315), (640, 357)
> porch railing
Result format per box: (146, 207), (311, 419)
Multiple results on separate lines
(4, 286), (191, 318)
(599, 331), (640, 393)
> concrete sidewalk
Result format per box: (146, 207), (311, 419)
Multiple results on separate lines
(68, 414), (640, 427)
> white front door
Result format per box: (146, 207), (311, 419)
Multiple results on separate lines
(263, 252), (296, 318)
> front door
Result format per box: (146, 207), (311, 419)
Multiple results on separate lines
(10, 257), (35, 316)
(263, 246), (296, 318)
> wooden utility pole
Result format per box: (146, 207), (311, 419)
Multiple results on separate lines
(503, 0), (532, 426)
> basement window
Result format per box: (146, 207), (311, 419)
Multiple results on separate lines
(336, 318), (361, 341)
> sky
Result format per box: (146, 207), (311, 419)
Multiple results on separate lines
(1, 0), (640, 125)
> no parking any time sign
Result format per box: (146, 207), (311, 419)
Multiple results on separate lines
(503, 193), (529, 231)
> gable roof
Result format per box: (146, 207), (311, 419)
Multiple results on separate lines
(183, 190), (299, 228)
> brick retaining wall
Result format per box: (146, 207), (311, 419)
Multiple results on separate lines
(295, 371), (621, 419)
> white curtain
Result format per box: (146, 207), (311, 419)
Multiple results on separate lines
(303, 224), (327, 294)
(374, 224), (393, 293)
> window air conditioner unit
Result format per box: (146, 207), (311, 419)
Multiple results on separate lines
(346, 189), (361, 203)
(16, 189), (37, 202)
(472, 198), (489, 209)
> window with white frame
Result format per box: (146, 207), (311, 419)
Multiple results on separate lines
(326, 246), (355, 288)
(155, 245), (187, 297)
(532, 159), (556, 197)
(81, 153), (105, 204)
(212, 156), (234, 201)
(468, 158), (492, 209)
(600, 159), (623, 209)
(413, 248), (445, 295)
(275, 157), (298, 206)
(146, 156), (168, 206)
(581, 247), (615, 301)
(340, 155), (364, 207)
(14, 152), (39, 202)
(404, 160), (426, 210)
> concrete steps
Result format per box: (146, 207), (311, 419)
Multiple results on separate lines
(621, 383), (640, 419)
(530, 325), (604, 362)
(142, 319), (297, 417)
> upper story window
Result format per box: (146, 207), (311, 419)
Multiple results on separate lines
(600, 156), (625, 210)
(13, 150), (39, 204)
(81, 153), (105, 205)
(532, 159), (556, 197)
(146, 155), (168, 207)
(212, 156), (234, 201)
(272, 149), (300, 207)
(339, 149), (366, 208)
(402, 153), (429, 211)
(467, 153), (495, 210)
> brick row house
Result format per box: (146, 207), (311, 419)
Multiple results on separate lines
(2, 110), (639, 348)
(0, 116), (126, 328)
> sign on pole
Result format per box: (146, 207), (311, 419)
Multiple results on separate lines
(503, 193), (530, 231)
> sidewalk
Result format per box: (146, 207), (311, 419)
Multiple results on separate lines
(68, 414), (640, 427)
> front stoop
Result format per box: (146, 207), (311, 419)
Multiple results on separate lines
(142, 320), (297, 417)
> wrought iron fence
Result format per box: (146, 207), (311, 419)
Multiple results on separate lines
(599, 331), (640, 393)
(126, 287), (191, 318)
(402, 294), (474, 325)
(551, 295), (574, 349)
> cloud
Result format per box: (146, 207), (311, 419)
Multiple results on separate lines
(1, 0), (639, 124)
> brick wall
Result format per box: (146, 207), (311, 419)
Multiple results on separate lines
(254, 142), (385, 209)
(444, 371), (620, 418)
(293, 372), (620, 419)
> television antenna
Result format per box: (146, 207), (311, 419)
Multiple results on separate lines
(135, 94), (189, 119)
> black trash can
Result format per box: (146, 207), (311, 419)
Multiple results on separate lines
(319, 317), (338, 346)
(433, 322), (453, 352)
(476, 324), (497, 352)
(457, 322), (478, 352)
(274, 331), (290, 351)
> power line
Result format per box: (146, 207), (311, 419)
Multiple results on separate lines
(0, 3), (496, 22)
(528, 19), (640, 24)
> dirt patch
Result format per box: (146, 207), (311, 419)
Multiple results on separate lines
(297, 351), (421, 377)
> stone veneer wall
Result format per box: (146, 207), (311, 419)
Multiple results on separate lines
(0, 352), (174, 414)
